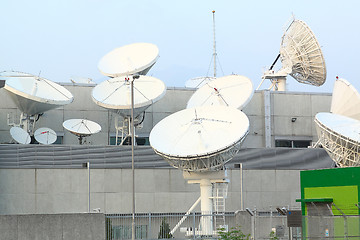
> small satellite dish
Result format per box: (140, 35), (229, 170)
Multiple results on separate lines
(186, 74), (253, 110)
(3, 71), (74, 116)
(92, 75), (166, 118)
(10, 126), (31, 144)
(314, 112), (360, 167)
(330, 77), (360, 121)
(259, 19), (326, 91)
(98, 43), (159, 77)
(34, 127), (57, 145)
(185, 76), (216, 89)
(63, 119), (101, 144)
(149, 105), (249, 171)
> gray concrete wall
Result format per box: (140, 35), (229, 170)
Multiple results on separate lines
(0, 168), (300, 214)
(0, 84), (331, 147)
(0, 213), (105, 240)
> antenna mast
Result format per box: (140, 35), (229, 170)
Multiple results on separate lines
(212, 10), (217, 78)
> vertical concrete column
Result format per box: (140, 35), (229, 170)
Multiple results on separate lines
(200, 179), (213, 235)
(263, 90), (272, 148)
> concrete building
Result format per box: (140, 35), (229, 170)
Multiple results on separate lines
(0, 83), (332, 147)
(0, 83), (334, 215)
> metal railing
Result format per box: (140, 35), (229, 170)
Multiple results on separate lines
(105, 212), (236, 240)
(303, 215), (360, 239)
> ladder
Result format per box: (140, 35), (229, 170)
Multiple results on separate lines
(212, 182), (228, 230)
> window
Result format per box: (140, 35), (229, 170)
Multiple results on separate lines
(110, 136), (150, 146)
(275, 140), (311, 148)
(53, 136), (63, 144)
(112, 225), (147, 239)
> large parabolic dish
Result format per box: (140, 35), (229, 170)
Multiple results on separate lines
(92, 75), (166, 118)
(186, 74), (253, 110)
(280, 19), (327, 86)
(260, 19), (326, 91)
(98, 43), (159, 77)
(314, 112), (360, 167)
(330, 78), (360, 121)
(149, 105), (249, 172)
(2, 71), (74, 115)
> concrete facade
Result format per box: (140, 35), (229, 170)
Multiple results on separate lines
(0, 84), (331, 217)
(0, 213), (105, 240)
(0, 84), (331, 147)
(0, 168), (300, 214)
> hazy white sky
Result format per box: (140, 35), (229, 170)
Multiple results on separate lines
(1, 0), (359, 93)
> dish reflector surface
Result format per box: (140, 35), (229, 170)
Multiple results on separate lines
(185, 76), (216, 89)
(10, 126), (31, 144)
(34, 127), (57, 145)
(280, 19), (326, 86)
(150, 105), (249, 171)
(63, 119), (101, 137)
(315, 112), (360, 167)
(315, 112), (360, 142)
(98, 43), (159, 77)
(330, 78), (360, 121)
(2, 72), (74, 115)
(186, 75), (253, 110)
(92, 75), (166, 117)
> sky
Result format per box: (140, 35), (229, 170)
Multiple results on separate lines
(1, 0), (359, 93)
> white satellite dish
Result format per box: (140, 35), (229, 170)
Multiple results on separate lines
(186, 74), (253, 110)
(92, 75), (166, 118)
(92, 75), (166, 145)
(3, 71), (74, 116)
(10, 126), (31, 144)
(150, 105), (249, 172)
(259, 18), (326, 91)
(2, 71), (74, 136)
(98, 43), (159, 77)
(34, 127), (57, 145)
(150, 104), (249, 236)
(330, 77), (360, 121)
(314, 112), (360, 167)
(185, 76), (216, 89)
(63, 119), (101, 144)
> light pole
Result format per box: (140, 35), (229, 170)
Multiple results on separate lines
(131, 74), (139, 240)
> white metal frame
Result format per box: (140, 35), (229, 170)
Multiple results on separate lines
(315, 118), (360, 167)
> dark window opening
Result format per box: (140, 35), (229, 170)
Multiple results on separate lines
(110, 136), (149, 146)
(275, 139), (311, 148)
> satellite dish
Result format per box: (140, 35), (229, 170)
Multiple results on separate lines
(186, 74), (253, 110)
(10, 126), (31, 144)
(98, 43), (159, 77)
(63, 119), (101, 144)
(34, 127), (57, 145)
(259, 19), (326, 91)
(2, 71), (74, 116)
(149, 105), (249, 172)
(314, 112), (360, 167)
(330, 77), (360, 121)
(92, 75), (166, 118)
(92, 75), (166, 145)
(185, 76), (216, 88)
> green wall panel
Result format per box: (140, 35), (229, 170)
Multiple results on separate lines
(304, 186), (358, 215)
(300, 167), (360, 216)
